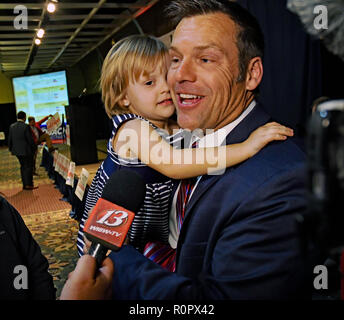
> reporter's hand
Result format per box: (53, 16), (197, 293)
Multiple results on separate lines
(60, 255), (114, 300)
(83, 235), (92, 255)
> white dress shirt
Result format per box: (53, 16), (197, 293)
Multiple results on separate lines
(168, 100), (257, 249)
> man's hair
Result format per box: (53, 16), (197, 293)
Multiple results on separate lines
(100, 34), (169, 117)
(17, 111), (26, 120)
(165, 0), (264, 82)
(28, 116), (35, 122)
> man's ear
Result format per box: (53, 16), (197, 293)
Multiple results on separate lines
(245, 57), (263, 91)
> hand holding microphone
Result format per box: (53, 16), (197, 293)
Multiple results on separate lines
(60, 169), (146, 300)
(60, 255), (114, 300)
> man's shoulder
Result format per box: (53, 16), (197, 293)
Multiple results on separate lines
(254, 137), (306, 167)
(11, 121), (26, 128)
(196, 139), (307, 214)
(216, 138), (306, 188)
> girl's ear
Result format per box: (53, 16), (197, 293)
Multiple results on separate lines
(123, 98), (130, 107)
(119, 95), (130, 108)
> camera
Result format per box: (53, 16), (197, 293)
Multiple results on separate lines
(306, 99), (344, 253)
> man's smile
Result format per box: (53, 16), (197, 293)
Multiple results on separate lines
(177, 93), (205, 108)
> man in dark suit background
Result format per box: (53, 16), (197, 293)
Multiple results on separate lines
(61, 0), (314, 300)
(8, 111), (38, 190)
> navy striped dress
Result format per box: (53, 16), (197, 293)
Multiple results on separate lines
(76, 113), (184, 256)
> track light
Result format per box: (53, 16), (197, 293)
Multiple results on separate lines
(37, 28), (45, 38)
(35, 38), (41, 45)
(47, 2), (56, 13)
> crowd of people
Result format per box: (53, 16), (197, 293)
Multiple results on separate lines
(3, 0), (321, 300)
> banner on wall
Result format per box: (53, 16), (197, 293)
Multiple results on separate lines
(44, 112), (65, 144)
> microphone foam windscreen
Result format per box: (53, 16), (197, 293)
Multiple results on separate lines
(101, 169), (146, 213)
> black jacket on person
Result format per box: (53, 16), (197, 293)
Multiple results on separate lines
(0, 196), (56, 300)
(8, 120), (36, 157)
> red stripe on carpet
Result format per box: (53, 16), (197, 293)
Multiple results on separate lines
(1, 184), (71, 216)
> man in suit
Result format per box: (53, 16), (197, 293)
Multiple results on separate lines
(60, 0), (313, 300)
(8, 111), (38, 190)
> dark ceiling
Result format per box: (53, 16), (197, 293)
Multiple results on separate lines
(0, 0), (161, 77)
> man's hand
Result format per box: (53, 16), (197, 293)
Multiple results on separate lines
(60, 255), (114, 300)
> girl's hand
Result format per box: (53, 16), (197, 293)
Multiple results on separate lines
(244, 122), (294, 157)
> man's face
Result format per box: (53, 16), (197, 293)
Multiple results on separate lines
(29, 119), (35, 126)
(167, 12), (248, 131)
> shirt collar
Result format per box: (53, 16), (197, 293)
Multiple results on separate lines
(195, 100), (256, 148)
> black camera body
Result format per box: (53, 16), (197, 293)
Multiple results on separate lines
(306, 99), (344, 252)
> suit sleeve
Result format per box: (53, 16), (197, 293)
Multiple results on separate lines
(3, 198), (56, 299)
(25, 125), (36, 153)
(109, 163), (311, 300)
(8, 127), (12, 152)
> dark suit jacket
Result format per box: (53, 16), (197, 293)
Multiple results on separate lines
(109, 104), (311, 300)
(0, 196), (56, 299)
(8, 121), (36, 157)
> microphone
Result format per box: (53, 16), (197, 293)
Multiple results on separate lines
(78, 88), (87, 98)
(83, 169), (146, 267)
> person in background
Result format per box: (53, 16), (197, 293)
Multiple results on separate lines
(28, 115), (56, 153)
(28, 115), (57, 175)
(8, 111), (37, 190)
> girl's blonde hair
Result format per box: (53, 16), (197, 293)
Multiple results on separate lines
(100, 34), (169, 117)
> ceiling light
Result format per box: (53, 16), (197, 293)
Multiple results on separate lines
(35, 38), (41, 45)
(47, 2), (56, 13)
(37, 28), (45, 38)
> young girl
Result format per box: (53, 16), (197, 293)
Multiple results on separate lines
(76, 35), (293, 256)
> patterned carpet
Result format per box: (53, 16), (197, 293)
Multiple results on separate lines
(0, 146), (79, 299)
(22, 209), (79, 296)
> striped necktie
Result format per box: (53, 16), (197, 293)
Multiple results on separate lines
(143, 141), (198, 272)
